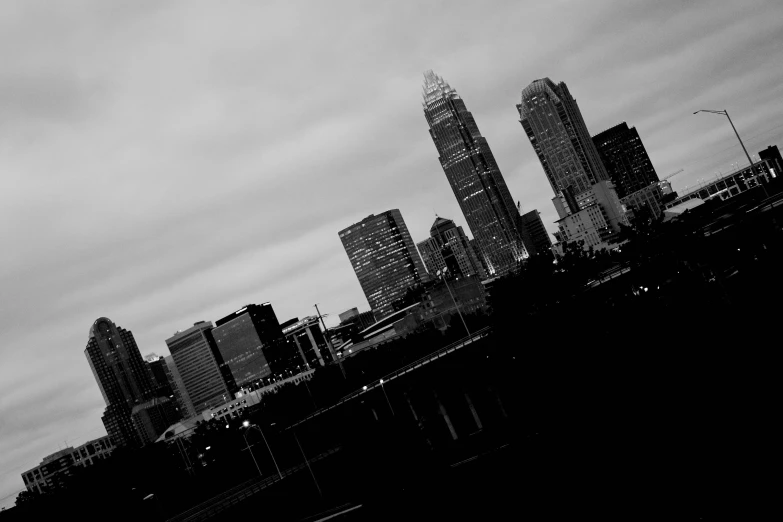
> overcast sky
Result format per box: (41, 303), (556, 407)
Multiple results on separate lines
(2, 0), (782, 507)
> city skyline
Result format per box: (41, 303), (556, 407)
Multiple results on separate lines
(2, 0), (783, 509)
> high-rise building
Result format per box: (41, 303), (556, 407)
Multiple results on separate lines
(145, 353), (174, 399)
(165, 321), (237, 414)
(212, 303), (291, 386)
(339, 209), (428, 319)
(417, 216), (487, 279)
(592, 122), (660, 199)
(163, 355), (196, 418)
(423, 71), (528, 275)
(85, 317), (158, 447)
(518, 78), (610, 197)
(518, 210), (552, 256)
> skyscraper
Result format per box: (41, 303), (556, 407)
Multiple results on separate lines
(417, 216), (487, 279)
(517, 78), (610, 197)
(85, 317), (157, 447)
(592, 122), (660, 198)
(164, 354), (197, 418)
(518, 210), (553, 256)
(212, 303), (292, 386)
(339, 209), (427, 319)
(165, 321), (237, 414)
(423, 70), (528, 276)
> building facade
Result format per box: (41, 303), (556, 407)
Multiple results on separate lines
(145, 354), (174, 400)
(759, 145), (782, 176)
(163, 354), (196, 418)
(22, 436), (115, 494)
(131, 397), (181, 446)
(280, 316), (334, 368)
(85, 317), (158, 447)
(592, 122), (660, 198)
(211, 303), (285, 387)
(621, 183), (665, 220)
(339, 209), (427, 319)
(423, 70), (528, 276)
(518, 78), (610, 197)
(518, 210), (552, 257)
(165, 321), (237, 414)
(663, 160), (775, 210)
(417, 216), (488, 279)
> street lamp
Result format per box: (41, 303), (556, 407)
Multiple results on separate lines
(242, 420), (283, 480)
(379, 379), (395, 416)
(436, 267), (471, 338)
(694, 109), (769, 198)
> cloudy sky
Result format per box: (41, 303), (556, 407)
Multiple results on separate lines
(2, 0), (782, 507)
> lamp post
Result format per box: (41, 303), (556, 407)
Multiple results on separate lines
(379, 379), (395, 416)
(242, 420), (283, 480)
(437, 267), (471, 338)
(694, 109), (769, 198)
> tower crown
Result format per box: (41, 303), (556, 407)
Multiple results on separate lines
(422, 70), (459, 107)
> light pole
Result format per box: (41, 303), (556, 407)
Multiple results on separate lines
(379, 378), (395, 416)
(694, 109), (769, 198)
(242, 420), (283, 481)
(437, 267), (471, 338)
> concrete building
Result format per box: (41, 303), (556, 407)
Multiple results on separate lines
(166, 321), (237, 414)
(85, 317), (159, 447)
(211, 303), (286, 387)
(621, 183), (665, 219)
(758, 145), (782, 176)
(22, 436), (115, 494)
(663, 160), (775, 210)
(553, 204), (614, 253)
(280, 316), (334, 369)
(417, 217), (487, 279)
(339, 209), (428, 319)
(423, 71), (529, 275)
(592, 122), (660, 198)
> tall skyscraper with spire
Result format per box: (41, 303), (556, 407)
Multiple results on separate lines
(422, 70), (528, 276)
(517, 78), (610, 197)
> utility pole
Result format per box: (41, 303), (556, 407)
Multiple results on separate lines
(314, 304), (346, 378)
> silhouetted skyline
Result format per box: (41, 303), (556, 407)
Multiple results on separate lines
(3, 0), (783, 509)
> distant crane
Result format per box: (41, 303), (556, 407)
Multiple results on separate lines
(660, 168), (684, 182)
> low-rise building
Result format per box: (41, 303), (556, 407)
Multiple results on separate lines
(21, 436), (115, 494)
(280, 316), (334, 368)
(663, 160), (775, 210)
(621, 183), (665, 219)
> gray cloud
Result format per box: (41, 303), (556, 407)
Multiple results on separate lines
(2, 0), (783, 508)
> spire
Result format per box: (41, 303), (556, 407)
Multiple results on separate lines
(422, 70), (459, 107)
